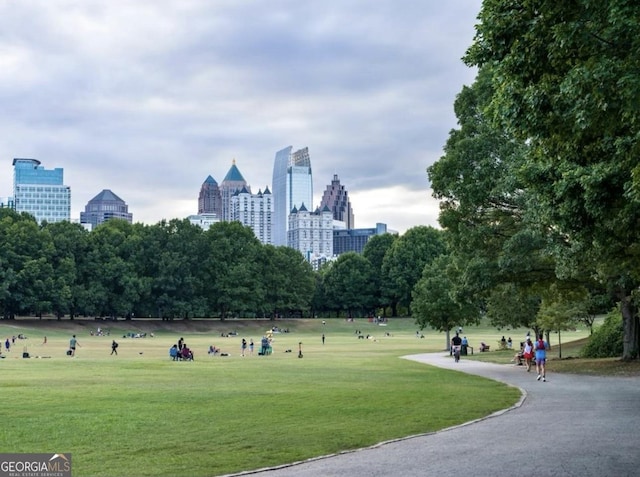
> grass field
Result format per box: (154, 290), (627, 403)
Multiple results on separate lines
(0, 317), (610, 476)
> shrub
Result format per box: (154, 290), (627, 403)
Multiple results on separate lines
(580, 307), (623, 358)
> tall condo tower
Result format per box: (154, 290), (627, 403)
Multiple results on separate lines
(272, 146), (313, 246)
(13, 158), (71, 224)
(80, 189), (133, 229)
(220, 160), (250, 222)
(231, 186), (272, 244)
(198, 175), (222, 218)
(319, 174), (354, 229)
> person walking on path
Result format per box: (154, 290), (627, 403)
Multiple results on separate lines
(534, 334), (549, 381)
(450, 333), (462, 356)
(111, 340), (119, 355)
(69, 335), (80, 357)
(522, 338), (534, 372)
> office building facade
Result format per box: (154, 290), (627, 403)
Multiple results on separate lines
(333, 223), (390, 256)
(198, 175), (222, 218)
(272, 146), (313, 246)
(80, 189), (133, 229)
(319, 174), (354, 229)
(13, 158), (71, 224)
(231, 186), (272, 244)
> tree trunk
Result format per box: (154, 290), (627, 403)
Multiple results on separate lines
(621, 297), (639, 360)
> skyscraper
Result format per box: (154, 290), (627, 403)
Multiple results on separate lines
(13, 158), (71, 224)
(287, 203), (333, 267)
(319, 174), (354, 229)
(198, 175), (222, 217)
(272, 146), (313, 246)
(231, 186), (272, 244)
(80, 189), (133, 229)
(220, 160), (250, 222)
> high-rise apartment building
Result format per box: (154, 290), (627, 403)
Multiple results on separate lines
(272, 146), (313, 246)
(231, 186), (272, 244)
(13, 158), (71, 224)
(287, 204), (333, 267)
(80, 189), (133, 229)
(198, 175), (222, 218)
(220, 160), (250, 222)
(319, 174), (354, 229)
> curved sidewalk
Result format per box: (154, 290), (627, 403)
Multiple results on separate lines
(239, 353), (640, 477)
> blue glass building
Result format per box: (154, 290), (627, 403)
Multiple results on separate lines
(13, 158), (71, 223)
(333, 223), (391, 255)
(272, 146), (313, 246)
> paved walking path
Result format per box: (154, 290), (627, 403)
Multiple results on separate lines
(233, 353), (640, 477)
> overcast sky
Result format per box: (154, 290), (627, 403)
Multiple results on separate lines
(0, 0), (481, 234)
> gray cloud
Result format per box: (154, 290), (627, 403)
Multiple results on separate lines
(0, 0), (481, 233)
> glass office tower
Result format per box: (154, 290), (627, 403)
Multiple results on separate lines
(13, 158), (71, 223)
(272, 146), (313, 246)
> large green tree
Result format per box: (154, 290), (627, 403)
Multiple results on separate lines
(381, 226), (446, 316)
(323, 252), (376, 318)
(201, 221), (264, 320)
(0, 210), (52, 318)
(260, 245), (315, 318)
(84, 220), (145, 318)
(466, 0), (640, 359)
(136, 219), (206, 319)
(44, 221), (91, 319)
(363, 233), (397, 316)
(412, 254), (479, 349)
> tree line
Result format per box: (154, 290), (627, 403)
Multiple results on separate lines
(0, 208), (446, 321)
(411, 0), (639, 360)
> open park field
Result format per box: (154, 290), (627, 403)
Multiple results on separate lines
(0, 317), (593, 476)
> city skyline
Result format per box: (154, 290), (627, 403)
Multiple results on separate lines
(0, 1), (482, 234)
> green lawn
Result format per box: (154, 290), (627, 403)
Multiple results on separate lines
(0, 317), (569, 476)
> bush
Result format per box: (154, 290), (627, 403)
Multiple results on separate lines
(580, 307), (623, 358)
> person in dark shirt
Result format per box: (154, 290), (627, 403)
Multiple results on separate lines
(451, 332), (462, 356)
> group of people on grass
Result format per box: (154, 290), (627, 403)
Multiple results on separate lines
(4, 335), (28, 352)
(170, 337), (194, 361)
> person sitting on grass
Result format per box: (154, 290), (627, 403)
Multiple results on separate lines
(169, 345), (179, 361)
(181, 344), (194, 361)
(208, 345), (220, 355)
